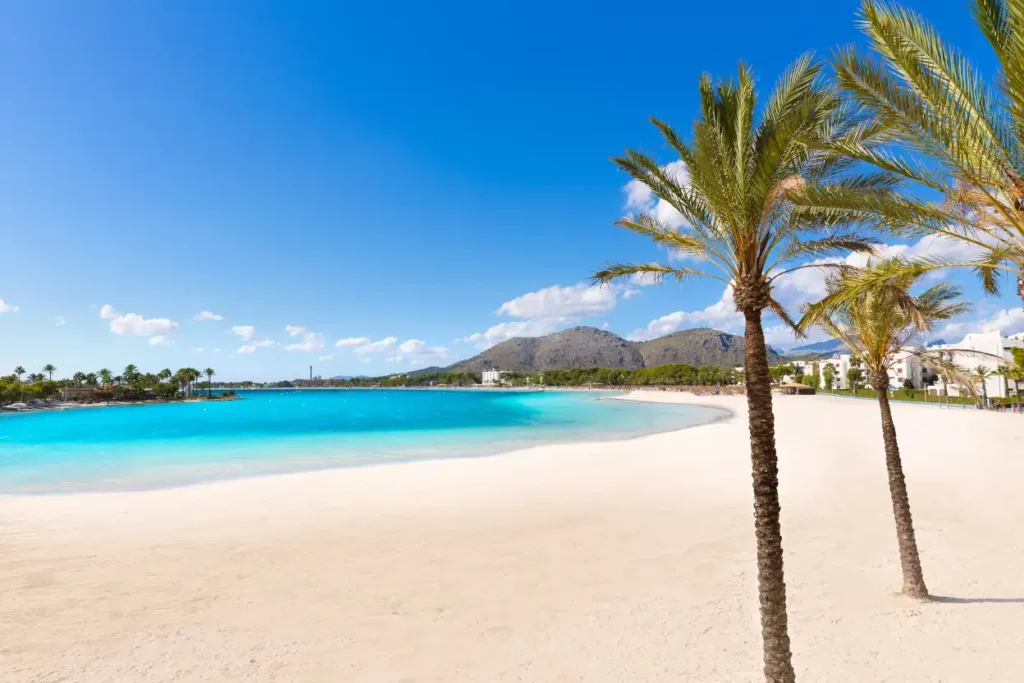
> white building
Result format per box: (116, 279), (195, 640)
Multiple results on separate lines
(481, 369), (507, 386)
(926, 330), (1024, 399)
(818, 348), (925, 391)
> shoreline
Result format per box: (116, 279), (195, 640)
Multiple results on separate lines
(0, 391), (733, 497)
(3, 391), (1022, 681)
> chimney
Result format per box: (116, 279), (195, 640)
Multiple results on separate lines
(309, 365), (313, 381)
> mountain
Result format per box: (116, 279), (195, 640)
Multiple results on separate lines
(786, 338), (847, 355)
(445, 325), (779, 373)
(636, 327), (783, 367)
(448, 326), (645, 373)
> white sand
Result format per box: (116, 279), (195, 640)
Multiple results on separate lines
(2, 391), (1023, 682)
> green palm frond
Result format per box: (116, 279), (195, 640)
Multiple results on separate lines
(591, 262), (725, 285)
(811, 0), (1024, 304)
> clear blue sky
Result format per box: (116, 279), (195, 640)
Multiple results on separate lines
(1, 0), (1019, 380)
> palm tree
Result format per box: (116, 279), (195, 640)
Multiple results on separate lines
(801, 261), (975, 598)
(42, 364), (56, 381)
(98, 368), (113, 387)
(13, 366), (25, 383)
(974, 365), (994, 408)
(819, 0), (1024, 305)
(591, 58), (894, 682)
(204, 368), (215, 397)
(995, 365), (1011, 402)
(84, 373), (98, 387)
(847, 366), (864, 396)
(72, 371), (86, 385)
(158, 368), (172, 383)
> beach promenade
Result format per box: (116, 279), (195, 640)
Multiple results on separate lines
(2, 391), (1022, 681)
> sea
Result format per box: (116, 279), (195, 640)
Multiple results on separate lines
(0, 389), (725, 494)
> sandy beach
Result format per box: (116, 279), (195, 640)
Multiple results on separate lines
(2, 391), (1023, 682)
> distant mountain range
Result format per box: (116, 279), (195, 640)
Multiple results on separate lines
(785, 338), (848, 356)
(441, 326), (784, 374)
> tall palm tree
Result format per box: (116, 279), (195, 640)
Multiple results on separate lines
(158, 368), (172, 383)
(98, 368), (113, 387)
(204, 368), (215, 397)
(592, 57), (894, 683)
(72, 371), (86, 385)
(13, 366), (25, 383)
(801, 261), (976, 598)
(818, 0), (1024, 305)
(42, 364), (56, 381)
(974, 365), (994, 408)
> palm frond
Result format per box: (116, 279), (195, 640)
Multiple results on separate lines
(591, 262), (725, 285)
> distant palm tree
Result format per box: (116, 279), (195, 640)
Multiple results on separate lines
(42, 364), (56, 381)
(85, 373), (98, 386)
(591, 57), (897, 682)
(72, 371), (86, 385)
(995, 366), (1011, 403)
(204, 368), (215, 397)
(98, 369), (113, 387)
(801, 260), (975, 599)
(158, 368), (172, 383)
(974, 365), (994, 408)
(13, 366), (25, 383)
(27, 373), (44, 383)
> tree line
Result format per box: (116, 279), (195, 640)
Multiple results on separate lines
(1, 364), (220, 405)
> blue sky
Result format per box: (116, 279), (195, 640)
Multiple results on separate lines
(1, 0), (1021, 380)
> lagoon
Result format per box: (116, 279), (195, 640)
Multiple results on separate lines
(0, 389), (723, 493)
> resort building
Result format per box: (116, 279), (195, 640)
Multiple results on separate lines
(481, 369), (507, 386)
(925, 330), (1024, 399)
(819, 348), (925, 390)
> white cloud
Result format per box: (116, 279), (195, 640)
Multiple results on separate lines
(459, 277), (647, 351)
(192, 310), (223, 321)
(335, 336), (371, 348)
(193, 347), (206, 353)
(0, 299), (18, 313)
(353, 336), (399, 354)
(51, 315), (66, 326)
(630, 272), (661, 286)
(318, 353), (334, 361)
(623, 160), (690, 231)
(231, 325), (255, 340)
(236, 339), (276, 354)
(99, 304), (179, 344)
(460, 319), (562, 350)
(335, 335), (447, 365)
(496, 282), (621, 320)
(626, 286), (742, 342)
(934, 307), (1024, 342)
(285, 331), (325, 352)
(285, 325), (306, 337)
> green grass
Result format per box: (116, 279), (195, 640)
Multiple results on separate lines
(823, 388), (983, 406)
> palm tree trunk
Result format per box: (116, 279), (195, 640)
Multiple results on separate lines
(743, 308), (796, 683)
(1017, 274), (1023, 306)
(871, 373), (928, 599)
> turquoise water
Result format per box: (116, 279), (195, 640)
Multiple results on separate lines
(0, 389), (725, 493)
